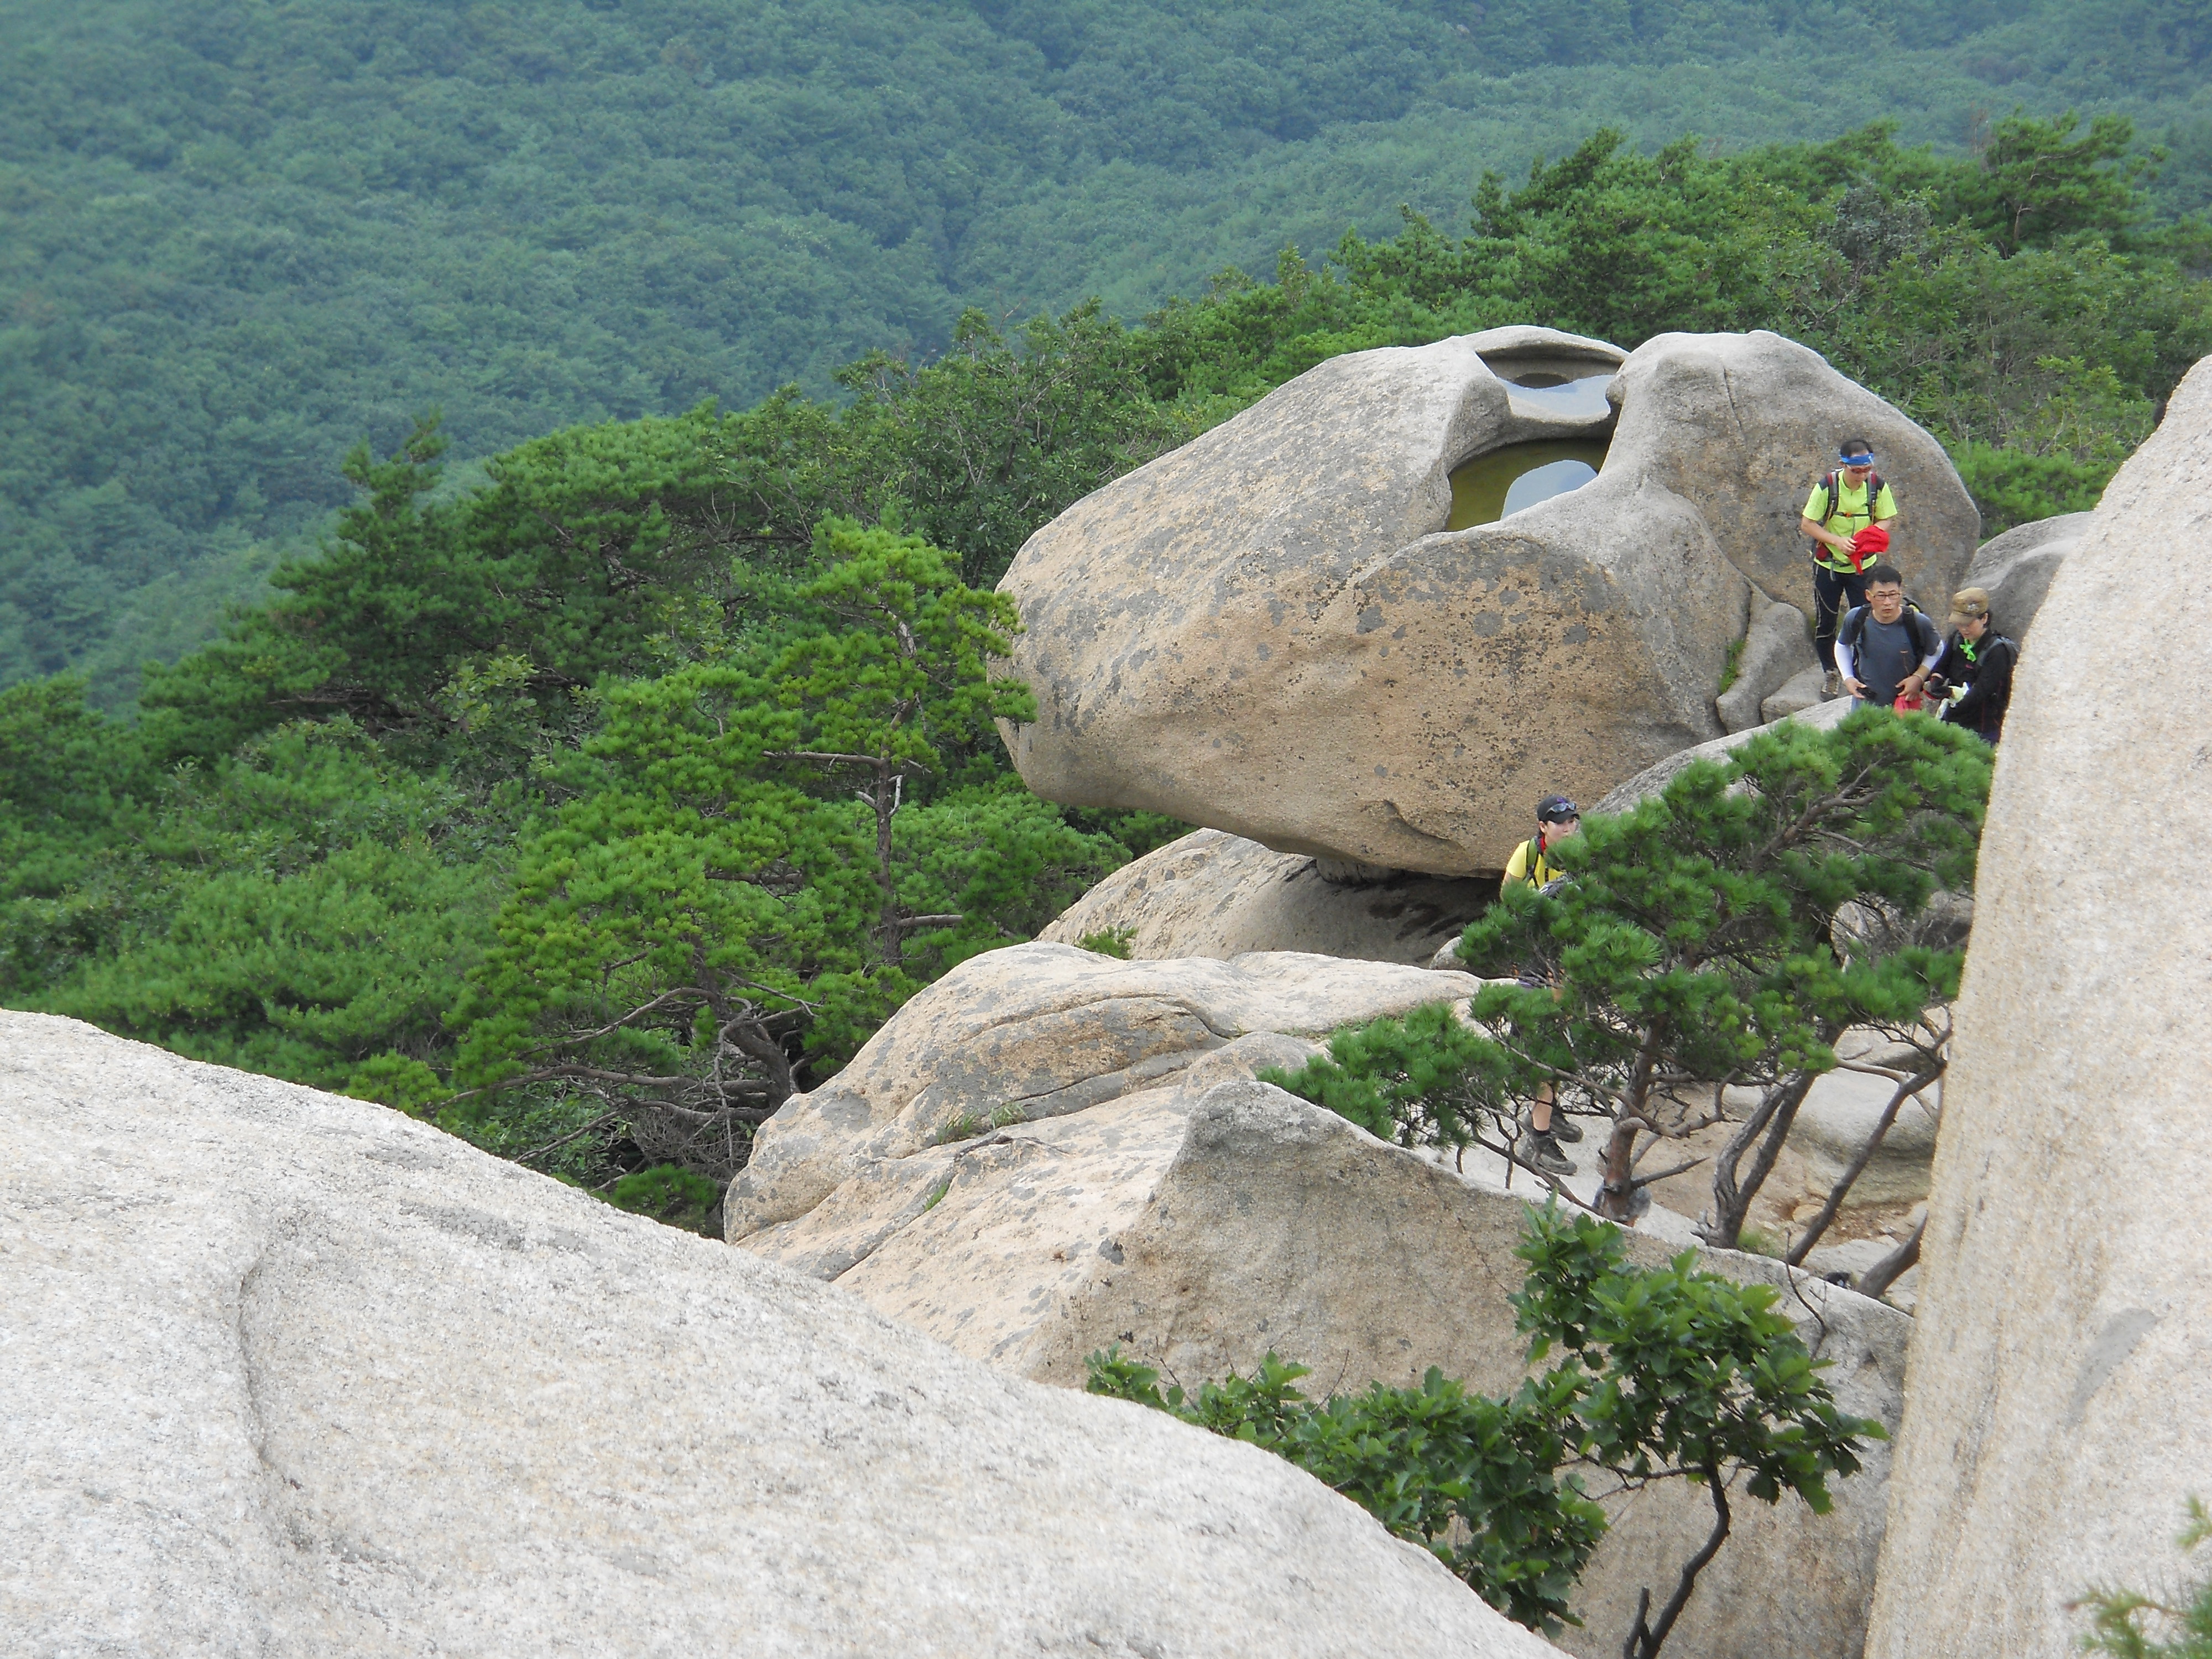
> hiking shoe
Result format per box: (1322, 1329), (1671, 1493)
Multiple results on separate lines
(1528, 1135), (1576, 1177)
(1547, 1114), (1583, 1144)
(1822, 670), (1843, 700)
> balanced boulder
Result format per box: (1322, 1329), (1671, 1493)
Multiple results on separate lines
(1610, 330), (1980, 607)
(998, 326), (1966, 876)
(1864, 362), (2212, 1657)
(0, 1010), (1556, 1659)
(997, 326), (1750, 877)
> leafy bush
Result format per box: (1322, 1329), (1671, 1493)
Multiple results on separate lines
(1091, 1204), (1882, 1653)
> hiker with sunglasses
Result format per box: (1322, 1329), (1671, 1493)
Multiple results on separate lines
(1801, 440), (1900, 699)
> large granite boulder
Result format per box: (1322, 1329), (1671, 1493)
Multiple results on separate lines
(0, 1010), (1554, 1659)
(1038, 827), (1498, 965)
(1612, 330), (1980, 608)
(999, 327), (1967, 877)
(723, 941), (1484, 1237)
(1864, 363), (2212, 1658)
(1961, 509), (2090, 641)
(998, 326), (1750, 877)
(731, 945), (1913, 1659)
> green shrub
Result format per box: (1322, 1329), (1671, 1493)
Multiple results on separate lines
(1087, 1347), (1603, 1632)
(1077, 925), (1138, 958)
(1090, 1204), (1883, 1654)
(603, 1165), (724, 1235)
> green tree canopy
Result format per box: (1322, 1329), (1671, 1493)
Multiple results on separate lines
(447, 519), (1123, 1181)
(5, 0), (2209, 692)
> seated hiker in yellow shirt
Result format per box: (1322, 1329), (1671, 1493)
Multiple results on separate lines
(1800, 439), (1901, 698)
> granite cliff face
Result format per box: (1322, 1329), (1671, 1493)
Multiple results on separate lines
(1864, 360), (2212, 1658)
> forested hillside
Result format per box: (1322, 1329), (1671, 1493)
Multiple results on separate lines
(4, 0), (2210, 695)
(5, 106), (2206, 1230)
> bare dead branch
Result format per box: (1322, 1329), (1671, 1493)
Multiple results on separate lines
(512, 1108), (628, 1166)
(1854, 1215), (1927, 1302)
(1785, 1063), (1943, 1266)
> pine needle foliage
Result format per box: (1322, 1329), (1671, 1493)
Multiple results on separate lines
(2080, 1500), (2212, 1658)
(1267, 710), (1990, 1241)
(447, 517), (1123, 1178)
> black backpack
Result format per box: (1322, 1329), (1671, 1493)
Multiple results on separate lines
(1815, 468), (1886, 529)
(1839, 598), (1940, 665)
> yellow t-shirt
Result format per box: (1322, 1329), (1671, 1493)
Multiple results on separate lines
(1804, 476), (1900, 571)
(1502, 837), (1559, 893)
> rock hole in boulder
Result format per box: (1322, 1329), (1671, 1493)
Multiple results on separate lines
(1478, 349), (1620, 421)
(1499, 370), (1616, 419)
(1446, 437), (1611, 530)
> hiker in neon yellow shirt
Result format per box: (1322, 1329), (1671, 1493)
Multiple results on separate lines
(1501, 799), (1577, 893)
(1799, 439), (1901, 697)
(1502, 795), (1582, 1176)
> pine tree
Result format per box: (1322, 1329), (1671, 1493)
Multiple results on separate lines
(1270, 710), (1990, 1244)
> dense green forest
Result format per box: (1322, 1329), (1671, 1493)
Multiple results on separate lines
(5, 99), (2206, 1228)
(4, 0), (2211, 695)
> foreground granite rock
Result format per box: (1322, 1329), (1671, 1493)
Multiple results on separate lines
(732, 946), (1912, 1659)
(0, 1010), (1557, 1659)
(1037, 827), (1498, 964)
(999, 327), (1966, 875)
(1864, 363), (2212, 1658)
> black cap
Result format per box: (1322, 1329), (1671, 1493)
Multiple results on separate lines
(1537, 795), (1579, 823)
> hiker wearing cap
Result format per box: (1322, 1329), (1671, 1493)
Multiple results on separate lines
(1504, 795), (1580, 893)
(1801, 440), (1901, 698)
(1504, 796), (1582, 1177)
(1834, 564), (1943, 711)
(1928, 587), (2017, 744)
